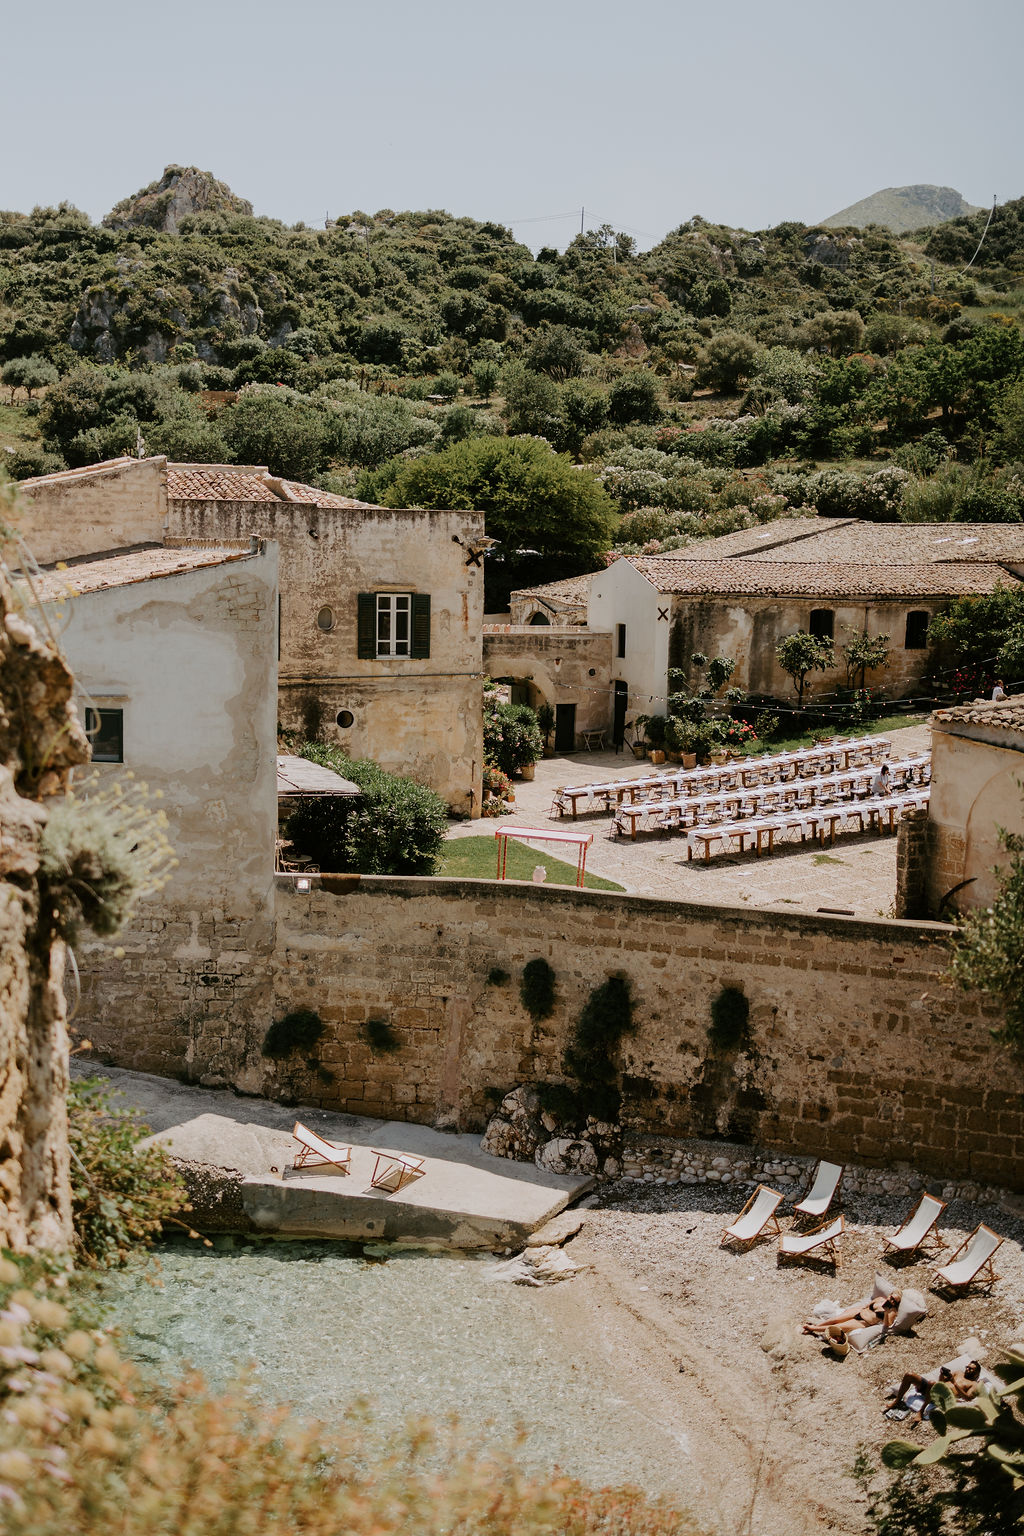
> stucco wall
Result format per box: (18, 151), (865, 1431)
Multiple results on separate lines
(61, 548), (280, 1084)
(925, 726), (1024, 914)
(589, 560), (671, 715)
(168, 499), (484, 814)
(267, 878), (1019, 1190)
(670, 596), (941, 701)
(16, 458), (168, 564)
(483, 627), (613, 736)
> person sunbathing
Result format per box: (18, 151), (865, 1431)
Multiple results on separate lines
(886, 1360), (981, 1421)
(801, 1291), (901, 1340)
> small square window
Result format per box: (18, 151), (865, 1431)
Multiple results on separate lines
(905, 610), (930, 649)
(84, 707), (124, 763)
(809, 608), (834, 639)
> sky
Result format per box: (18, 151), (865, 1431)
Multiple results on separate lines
(4, 0), (1021, 249)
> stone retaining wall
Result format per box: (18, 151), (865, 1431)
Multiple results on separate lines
(273, 875), (1022, 1191)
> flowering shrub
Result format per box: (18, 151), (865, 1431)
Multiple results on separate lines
(0, 1265), (698, 1536)
(722, 718), (758, 748)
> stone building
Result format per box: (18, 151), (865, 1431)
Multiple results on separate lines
(16, 457), (485, 814)
(22, 539), (280, 1083)
(918, 698), (1024, 915)
(482, 625), (613, 752)
(589, 553), (1019, 708)
(496, 517), (1024, 734)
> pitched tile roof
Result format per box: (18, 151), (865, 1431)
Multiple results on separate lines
(627, 557), (1021, 598)
(510, 573), (593, 605)
(165, 463), (375, 509)
(672, 516), (842, 558)
(932, 699), (1024, 736)
(737, 520), (1024, 565)
(22, 543), (259, 603)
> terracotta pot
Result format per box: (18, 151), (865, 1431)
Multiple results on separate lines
(649, 749), (666, 765)
(519, 761), (535, 781)
(682, 752), (697, 770)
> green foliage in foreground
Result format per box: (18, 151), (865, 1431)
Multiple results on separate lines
(484, 700), (544, 775)
(0, 1263), (700, 1536)
(290, 743), (449, 875)
(67, 1078), (190, 1267)
(951, 821), (1024, 1046)
(879, 1341), (1024, 1532)
(436, 836), (622, 891)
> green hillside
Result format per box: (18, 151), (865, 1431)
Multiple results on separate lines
(820, 184), (983, 234)
(2, 167), (1023, 605)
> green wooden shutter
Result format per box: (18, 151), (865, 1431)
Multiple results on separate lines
(357, 593), (376, 659)
(410, 593), (431, 658)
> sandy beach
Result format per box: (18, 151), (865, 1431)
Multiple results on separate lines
(546, 1177), (1024, 1534)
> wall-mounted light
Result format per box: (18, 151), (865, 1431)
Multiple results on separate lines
(297, 877), (312, 892)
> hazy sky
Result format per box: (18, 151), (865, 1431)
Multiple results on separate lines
(5, 0), (1020, 248)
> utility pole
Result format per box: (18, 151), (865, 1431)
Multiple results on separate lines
(580, 206), (585, 235)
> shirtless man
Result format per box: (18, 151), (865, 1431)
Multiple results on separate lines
(886, 1360), (982, 1421)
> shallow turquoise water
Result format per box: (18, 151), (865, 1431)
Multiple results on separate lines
(100, 1238), (685, 1497)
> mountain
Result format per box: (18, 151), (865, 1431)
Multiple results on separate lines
(819, 185), (983, 235)
(103, 165), (254, 234)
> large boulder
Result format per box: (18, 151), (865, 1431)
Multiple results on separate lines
(480, 1086), (545, 1161)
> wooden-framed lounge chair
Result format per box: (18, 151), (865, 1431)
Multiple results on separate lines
(883, 1193), (946, 1261)
(721, 1185), (784, 1250)
(793, 1160), (844, 1221)
(292, 1122), (352, 1176)
(932, 1224), (1003, 1297)
(369, 1150), (426, 1193)
(779, 1214), (844, 1271)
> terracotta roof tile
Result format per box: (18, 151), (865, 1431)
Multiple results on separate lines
(165, 464), (374, 509)
(627, 557), (1021, 598)
(738, 520), (1024, 565)
(22, 544), (257, 603)
(509, 574), (593, 604)
(932, 699), (1024, 735)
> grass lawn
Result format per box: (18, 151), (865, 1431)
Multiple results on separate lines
(437, 834), (623, 891)
(753, 709), (929, 756)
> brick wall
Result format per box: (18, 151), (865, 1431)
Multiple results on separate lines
(272, 876), (1022, 1189)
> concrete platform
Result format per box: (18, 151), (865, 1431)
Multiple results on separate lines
(73, 1064), (592, 1249)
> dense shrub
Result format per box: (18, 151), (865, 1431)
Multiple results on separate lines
(484, 701), (543, 776)
(289, 743), (449, 874)
(67, 1077), (189, 1266)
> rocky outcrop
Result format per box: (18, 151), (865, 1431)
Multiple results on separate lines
(0, 553), (89, 1251)
(103, 165), (254, 234)
(69, 262), (263, 363)
(481, 1086), (622, 1177)
(820, 184), (983, 235)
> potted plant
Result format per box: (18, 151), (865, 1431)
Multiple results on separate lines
(536, 701), (555, 758)
(644, 713), (667, 765)
(631, 713), (650, 759)
(663, 714), (687, 764)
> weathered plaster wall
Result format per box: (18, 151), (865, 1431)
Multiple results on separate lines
(16, 458), (168, 564)
(924, 725), (1024, 914)
(168, 499), (484, 814)
(483, 627), (613, 737)
(670, 596), (941, 701)
(59, 548), (279, 1085)
(0, 570), (89, 1251)
(268, 877), (1020, 1190)
(588, 560), (670, 714)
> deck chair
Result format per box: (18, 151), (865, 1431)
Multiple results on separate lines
(779, 1214), (844, 1270)
(292, 1122), (352, 1176)
(721, 1185), (784, 1250)
(794, 1160), (844, 1220)
(883, 1193), (946, 1261)
(369, 1150), (426, 1193)
(933, 1224), (1003, 1297)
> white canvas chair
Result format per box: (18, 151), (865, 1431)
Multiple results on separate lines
(883, 1193), (946, 1260)
(721, 1185), (784, 1250)
(794, 1160), (844, 1220)
(933, 1224), (1003, 1297)
(292, 1122), (352, 1176)
(369, 1150), (426, 1193)
(779, 1214), (844, 1270)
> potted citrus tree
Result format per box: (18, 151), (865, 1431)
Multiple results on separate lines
(645, 713), (667, 765)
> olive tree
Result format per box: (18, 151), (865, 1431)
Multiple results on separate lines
(776, 631), (835, 707)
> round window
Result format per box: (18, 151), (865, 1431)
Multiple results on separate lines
(336, 709), (354, 729)
(316, 606), (336, 632)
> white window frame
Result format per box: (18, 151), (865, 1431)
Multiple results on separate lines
(376, 591), (412, 657)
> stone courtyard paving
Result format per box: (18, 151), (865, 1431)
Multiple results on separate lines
(450, 721), (933, 918)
